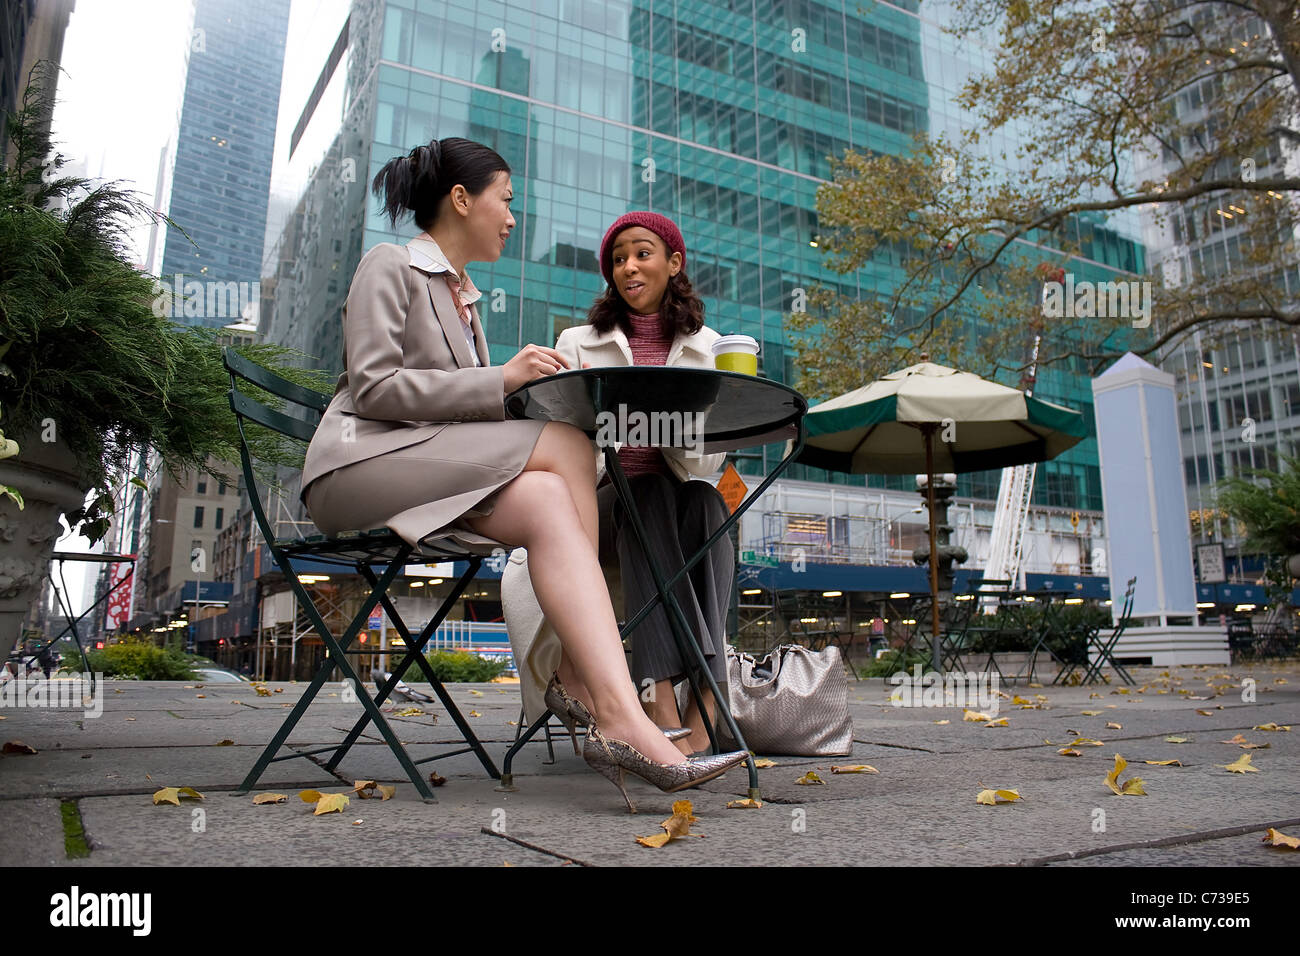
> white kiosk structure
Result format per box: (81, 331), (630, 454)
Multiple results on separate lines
(1092, 353), (1228, 664)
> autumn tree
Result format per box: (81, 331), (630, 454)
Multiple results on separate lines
(791, 0), (1300, 399)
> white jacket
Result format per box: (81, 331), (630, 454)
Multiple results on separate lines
(501, 321), (726, 721)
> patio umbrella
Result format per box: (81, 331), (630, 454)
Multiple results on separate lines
(793, 361), (1087, 668)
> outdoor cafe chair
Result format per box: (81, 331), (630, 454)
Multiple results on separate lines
(1079, 576), (1137, 685)
(223, 348), (502, 802)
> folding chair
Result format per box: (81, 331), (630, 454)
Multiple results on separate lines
(1081, 577), (1137, 685)
(223, 348), (502, 803)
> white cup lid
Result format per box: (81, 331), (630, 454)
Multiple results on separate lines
(711, 334), (759, 355)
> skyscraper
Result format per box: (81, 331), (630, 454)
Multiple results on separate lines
(159, 0), (291, 329)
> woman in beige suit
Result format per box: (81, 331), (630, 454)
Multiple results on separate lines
(299, 137), (745, 810)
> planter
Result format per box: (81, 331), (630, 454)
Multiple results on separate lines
(0, 431), (93, 662)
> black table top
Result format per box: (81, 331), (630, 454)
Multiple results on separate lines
(506, 366), (807, 452)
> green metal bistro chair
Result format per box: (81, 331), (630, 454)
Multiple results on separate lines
(1080, 577), (1137, 685)
(223, 348), (502, 803)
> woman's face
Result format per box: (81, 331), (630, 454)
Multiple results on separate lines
(461, 171), (515, 263)
(611, 226), (681, 314)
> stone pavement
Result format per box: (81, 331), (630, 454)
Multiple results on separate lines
(1, 662), (1297, 867)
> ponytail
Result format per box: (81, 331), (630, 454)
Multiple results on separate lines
(371, 137), (510, 231)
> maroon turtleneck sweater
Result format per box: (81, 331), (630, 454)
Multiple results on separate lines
(616, 312), (672, 478)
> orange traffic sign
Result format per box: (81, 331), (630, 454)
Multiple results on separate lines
(716, 462), (749, 514)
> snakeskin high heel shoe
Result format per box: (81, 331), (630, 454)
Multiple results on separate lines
(582, 725), (749, 813)
(545, 676), (691, 755)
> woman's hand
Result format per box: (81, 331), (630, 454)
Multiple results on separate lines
(502, 344), (570, 393)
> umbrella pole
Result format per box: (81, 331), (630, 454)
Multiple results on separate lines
(925, 425), (941, 672)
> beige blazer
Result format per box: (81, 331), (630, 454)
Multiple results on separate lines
(298, 240), (553, 556)
(501, 321), (726, 721)
(300, 241), (505, 493)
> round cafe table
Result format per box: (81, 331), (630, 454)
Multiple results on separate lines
(499, 366), (808, 800)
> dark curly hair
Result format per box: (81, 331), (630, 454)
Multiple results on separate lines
(587, 269), (705, 340)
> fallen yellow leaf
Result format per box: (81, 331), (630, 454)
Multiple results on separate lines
(1081, 710), (1102, 716)
(1221, 733), (1249, 744)
(963, 709), (993, 722)
(2, 741), (37, 754)
(1012, 695), (1031, 705)
(726, 798), (763, 809)
(984, 717), (1009, 727)
(975, 788), (1022, 805)
(1143, 760), (1182, 766)
(152, 786), (204, 806)
(378, 784), (395, 800)
(1263, 828), (1300, 849)
(1221, 753), (1260, 774)
(1254, 723), (1291, 732)
(1057, 748), (1082, 757)
(216, 739), (235, 746)
(468, 710), (482, 718)
(636, 800), (700, 847)
(314, 793), (350, 815)
(470, 690), (484, 696)
(1069, 737), (1104, 746)
(252, 793), (287, 804)
(796, 771), (824, 785)
(299, 790), (323, 803)
(1104, 754), (1147, 796)
(1106, 722), (1123, 730)
(393, 707), (426, 717)
(1241, 742), (1270, 750)
(933, 719), (950, 725)
(831, 765), (879, 774)
(752, 758), (777, 768)
(1195, 709), (1214, 716)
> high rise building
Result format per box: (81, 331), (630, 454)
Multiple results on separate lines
(159, 0), (292, 329)
(249, 0), (1146, 660)
(0, 0), (76, 165)
(1135, 6), (1300, 581)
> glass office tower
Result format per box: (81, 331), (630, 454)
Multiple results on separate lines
(264, 0), (1145, 529)
(160, 0), (292, 328)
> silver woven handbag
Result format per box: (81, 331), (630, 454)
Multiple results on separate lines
(720, 644), (853, 756)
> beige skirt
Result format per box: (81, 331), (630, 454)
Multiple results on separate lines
(303, 418), (547, 555)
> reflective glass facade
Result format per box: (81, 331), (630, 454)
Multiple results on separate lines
(161, 0), (292, 326)
(266, 0), (1146, 514)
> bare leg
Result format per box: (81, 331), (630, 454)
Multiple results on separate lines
(517, 423), (599, 707)
(465, 439), (685, 765)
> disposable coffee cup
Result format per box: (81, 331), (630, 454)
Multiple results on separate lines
(712, 334), (759, 375)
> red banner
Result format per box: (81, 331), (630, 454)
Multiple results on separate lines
(103, 559), (135, 632)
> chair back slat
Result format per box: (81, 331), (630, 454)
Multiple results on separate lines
(223, 347), (330, 413)
(228, 391), (318, 443)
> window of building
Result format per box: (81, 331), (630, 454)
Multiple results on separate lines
(194, 506), (205, 529)
(215, 507), (224, 530)
(197, 476), (207, 494)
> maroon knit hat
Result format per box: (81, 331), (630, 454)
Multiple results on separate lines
(598, 211), (686, 287)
